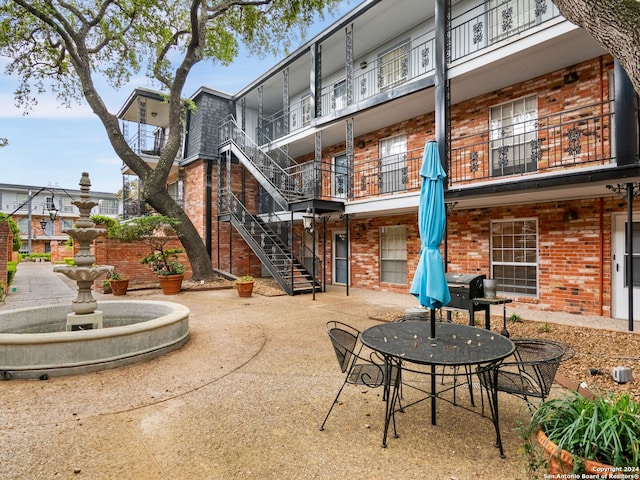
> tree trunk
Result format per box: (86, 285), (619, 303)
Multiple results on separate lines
(145, 188), (216, 281)
(552, 0), (640, 96)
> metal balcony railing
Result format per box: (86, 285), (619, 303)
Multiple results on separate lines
(449, 101), (615, 186)
(281, 101), (620, 200)
(450, 0), (561, 62)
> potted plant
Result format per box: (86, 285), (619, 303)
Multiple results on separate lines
(101, 279), (112, 294)
(234, 275), (255, 298)
(107, 270), (129, 296)
(142, 248), (186, 295)
(522, 391), (639, 475)
(110, 215), (187, 295)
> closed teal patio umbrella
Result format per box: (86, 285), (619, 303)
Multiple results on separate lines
(410, 141), (451, 338)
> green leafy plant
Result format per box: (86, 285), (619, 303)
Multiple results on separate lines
(236, 275), (254, 282)
(110, 216), (186, 277)
(523, 391), (640, 472)
(0, 282), (6, 303)
(107, 270), (122, 281)
(509, 313), (522, 323)
(537, 321), (552, 333)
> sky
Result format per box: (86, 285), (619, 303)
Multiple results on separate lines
(0, 2), (353, 194)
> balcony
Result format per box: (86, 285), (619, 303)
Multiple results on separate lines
(284, 101), (622, 204)
(450, 0), (561, 63)
(449, 101), (614, 187)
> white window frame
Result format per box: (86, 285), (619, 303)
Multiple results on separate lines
(378, 42), (409, 91)
(380, 225), (407, 284)
(301, 95), (312, 127)
(489, 95), (538, 177)
(490, 218), (538, 296)
(489, 0), (538, 43)
(331, 153), (348, 199)
(333, 80), (346, 112)
(379, 134), (407, 194)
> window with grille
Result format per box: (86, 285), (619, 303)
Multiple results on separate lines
(98, 199), (119, 215)
(489, 0), (538, 42)
(489, 95), (538, 177)
(379, 134), (407, 194)
(380, 225), (407, 284)
(17, 217), (29, 234)
(378, 43), (409, 91)
(301, 96), (312, 127)
(333, 80), (346, 111)
(491, 219), (538, 295)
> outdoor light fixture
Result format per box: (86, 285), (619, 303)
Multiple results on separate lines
(303, 207), (315, 233)
(48, 191), (58, 220)
(39, 218), (48, 231)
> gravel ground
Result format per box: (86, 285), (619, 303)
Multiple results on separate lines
(370, 308), (640, 402)
(2, 270), (638, 480)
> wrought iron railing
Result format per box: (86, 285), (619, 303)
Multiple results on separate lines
(450, 0), (561, 62)
(351, 148), (424, 200)
(449, 101), (615, 186)
(320, 31), (436, 117)
(219, 188), (322, 292)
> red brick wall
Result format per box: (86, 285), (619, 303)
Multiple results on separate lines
(92, 233), (191, 289)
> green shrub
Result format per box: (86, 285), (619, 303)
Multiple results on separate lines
(524, 391), (640, 470)
(7, 261), (17, 286)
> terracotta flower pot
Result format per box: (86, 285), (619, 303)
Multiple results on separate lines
(536, 430), (614, 475)
(109, 279), (129, 296)
(158, 274), (183, 295)
(235, 280), (254, 298)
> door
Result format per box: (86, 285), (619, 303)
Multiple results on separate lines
(612, 214), (640, 320)
(332, 154), (348, 199)
(333, 231), (348, 285)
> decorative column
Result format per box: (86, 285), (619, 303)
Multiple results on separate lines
(283, 68), (289, 136)
(346, 24), (354, 106)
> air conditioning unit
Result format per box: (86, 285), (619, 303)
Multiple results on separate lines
(612, 366), (633, 384)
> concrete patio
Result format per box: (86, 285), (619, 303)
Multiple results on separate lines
(0, 262), (626, 479)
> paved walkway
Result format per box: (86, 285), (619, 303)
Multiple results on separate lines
(0, 262), (636, 479)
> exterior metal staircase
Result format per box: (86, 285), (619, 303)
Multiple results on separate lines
(219, 117), (316, 208)
(221, 190), (321, 295)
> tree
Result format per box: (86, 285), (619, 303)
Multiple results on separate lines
(0, 0), (340, 280)
(552, 0), (640, 96)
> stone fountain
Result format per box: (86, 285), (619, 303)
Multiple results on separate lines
(53, 172), (113, 330)
(0, 172), (190, 379)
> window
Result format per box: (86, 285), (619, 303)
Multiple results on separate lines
(378, 43), (409, 91)
(60, 196), (74, 214)
(380, 225), (407, 284)
(98, 199), (119, 216)
(63, 219), (74, 230)
(17, 218), (29, 235)
(332, 154), (348, 199)
(379, 134), (407, 194)
(489, 0), (538, 42)
(301, 96), (312, 127)
(489, 96), (538, 177)
(333, 80), (346, 111)
(491, 219), (538, 295)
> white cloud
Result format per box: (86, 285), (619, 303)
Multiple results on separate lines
(0, 92), (95, 119)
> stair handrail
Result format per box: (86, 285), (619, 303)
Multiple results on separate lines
(220, 117), (293, 194)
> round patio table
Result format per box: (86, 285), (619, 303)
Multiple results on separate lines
(361, 320), (515, 455)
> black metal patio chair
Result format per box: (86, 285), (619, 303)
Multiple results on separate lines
(477, 338), (567, 412)
(319, 321), (400, 432)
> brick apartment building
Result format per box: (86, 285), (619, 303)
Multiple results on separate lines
(117, 0), (640, 324)
(0, 182), (119, 261)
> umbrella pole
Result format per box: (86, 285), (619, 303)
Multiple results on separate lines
(430, 308), (436, 339)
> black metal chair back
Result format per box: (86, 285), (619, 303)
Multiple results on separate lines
(319, 321), (392, 431)
(479, 338), (566, 410)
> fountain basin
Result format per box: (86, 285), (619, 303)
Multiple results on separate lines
(0, 301), (189, 379)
